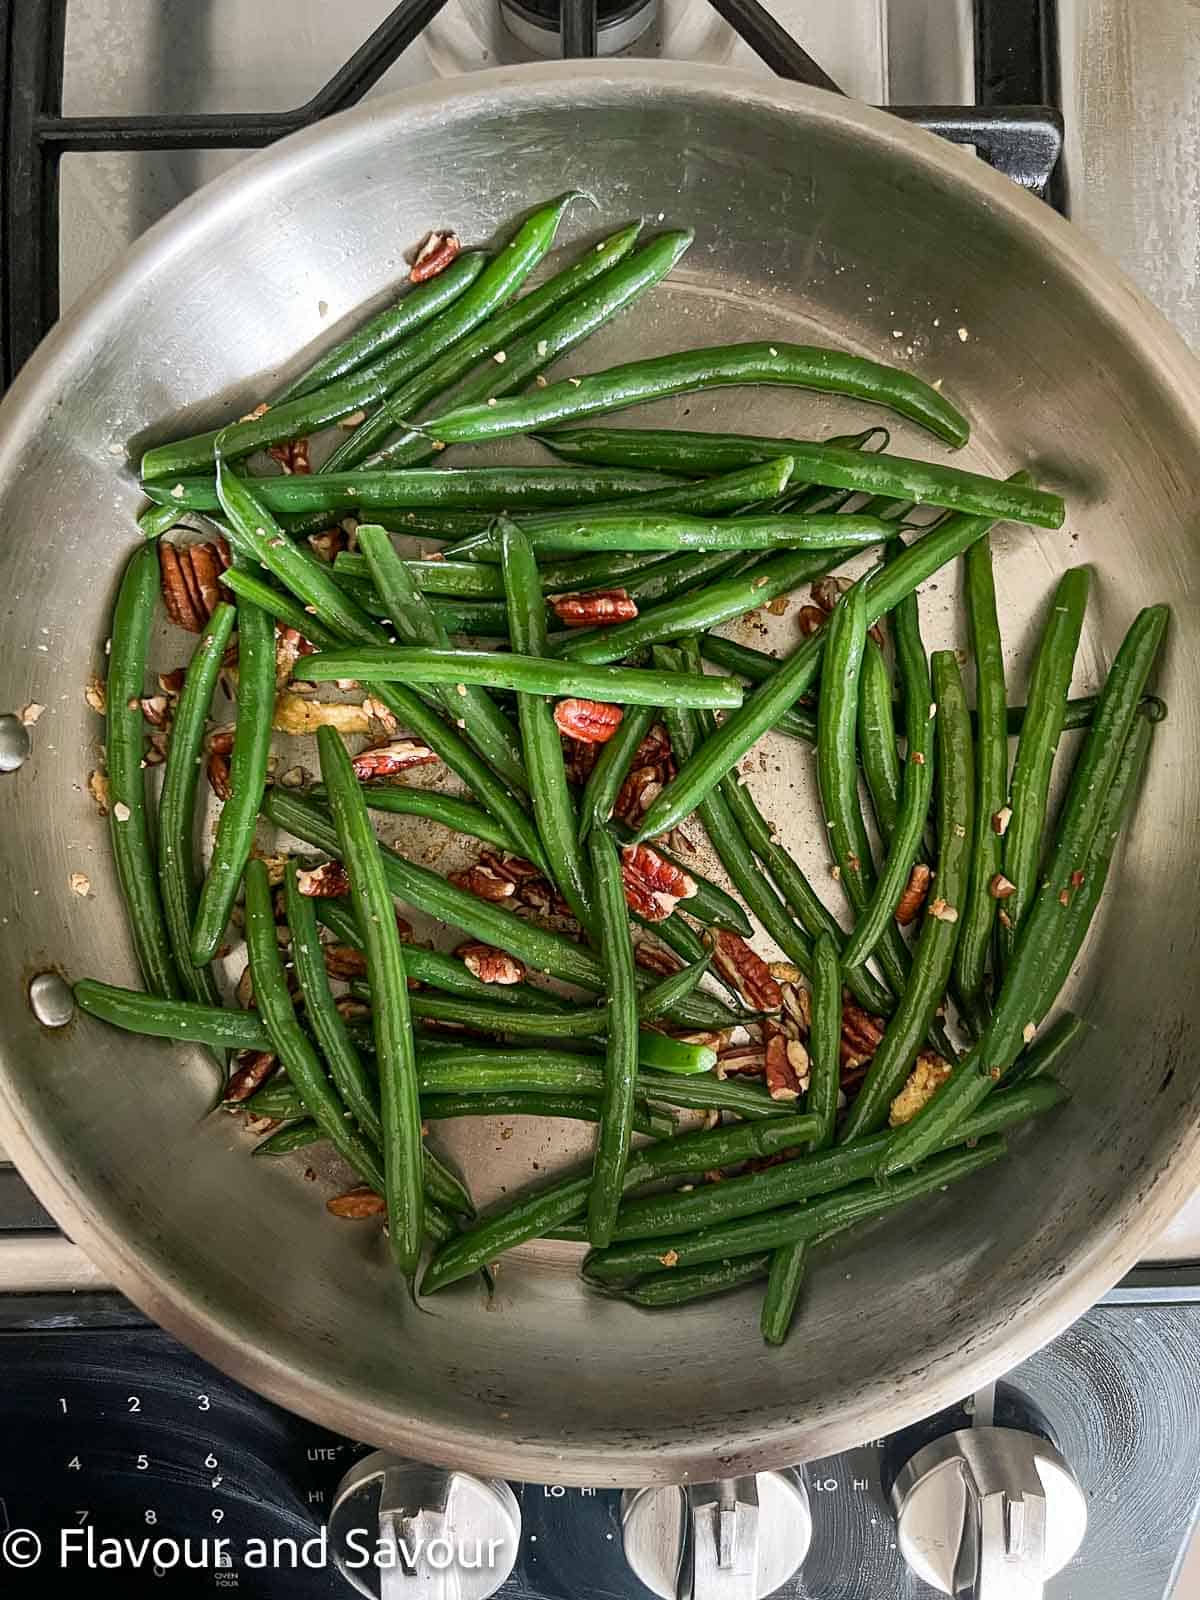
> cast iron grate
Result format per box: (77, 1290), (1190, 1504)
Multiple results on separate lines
(0, 0), (1062, 389)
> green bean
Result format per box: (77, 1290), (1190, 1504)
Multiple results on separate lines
(358, 523), (526, 793)
(244, 858), (386, 1193)
(610, 819), (752, 936)
(143, 197), (579, 481)
(857, 638), (902, 845)
(539, 428), (1066, 526)
(410, 993), (604, 1037)
(552, 546), (860, 668)
(630, 917), (745, 1023)
(578, 703), (657, 844)
(421, 1092), (673, 1137)
(364, 230), (698, 475)
(146, 465), (686, 517)
(619, 1255), (773, 1307)
(275, 251), (490, 402)
(635, 1032), (717, 1074)
(583, 1139), (1004, 1282)
(499, 519), (593, 927)
(73, 979), (271, 1050)
(1006, 1011), (1087, 1086)
(284, 863), (383, 1147)
(421, 1111), (818, 1292)
(422, 343), (970, 449)
(470, 509), (896, 561)
(586, 829), (640, 1245)
(138, 502), (184, 540)
(317, 726), (424, 1275)
(158, 601), (236, 1008)
(294, 646), (744, 708)
(429, 599), (510, 636)
(334, 553), (507, 598)
(840, 599), (935, 973)
(632, 489), (1030, 845)
(840, 652), (973, 1141)
(189, 586), (275, 965)
(330, 785), (521, 855)
(243, 1080), (308, 1119)
(817, 577), (874, 907)
(334, 226), (688, 475)
(881, 615), (1166, 1175)
(998, 567), (1090, 966)
(105, 546), (181, 996)
(637, 955), (714, 1021)
(443, 458), (799, 562)
(955, 536), (1008, 1015)
(252, 1120), (323, 1156)
(615, 551), (749, 609)
(216, 567), (340, 648)
(540, 548), (673, 595)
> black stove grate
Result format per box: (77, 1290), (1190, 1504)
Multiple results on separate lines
(0, 0), (1062, 389)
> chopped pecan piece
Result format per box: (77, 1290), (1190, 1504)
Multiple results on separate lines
(323, 945), (368, 980)
(797, 603), (828, 639)
(159, 536), (231, 632)
(614, 765), (663, 826)
(206, 752), (232, 800)
(449, 863), (517, 902)
(553, 698), (623, 743)
(716, 1043), (767, 1079)
(351, 739), (438, 780)
(139, 694), (171, 728)
(764, 1026), (810, 1100)
(273, 694), (373, 738)
(895, 861), (932, 925)
(781, 982), (811, 1031)
(268, 438), (311, 475)
(327, 1187), (387, 1219)
(225, 1050), (278, 1103)
(808, 576), (884, 645)
(549, 589), (638, 627)
(560, 732), (602, 787)
(275, 624), (317, 687)
(991, 806), (1013, 836)
(989, 872), (1017, 900)
(634, 942), (682, 978)
(142, 731), (169, 768)
(620, 842), (697, 923)
(362, 694), (401, 736)
(456, 942), (525, 985)
(842, 996), (886, 1057)
(928, 896), (959, 923)
(710, 931), (783, 1011)
(410, 230), (461, 283)
(308, 527), (348, 564)
(296, 861), (351, 898)
(158, 666), (187, 697)
(889, 1051), (953, 1126)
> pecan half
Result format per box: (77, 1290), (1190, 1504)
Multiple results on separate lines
(456, 942), (525, 985)
(561, 732), (602, 786)
(268, 438), (311, 475)
(710, 931), (783, 1011)
(225, 1050), (278, 1103)
(764, 1026), (810, 1100)
(411, 230), (461, 283)
(323, 944), (368, 980)
(297, 861), (351, 898)
(549, 589), (638, 627)
(351, 739), (438, 780)
(895, 862), (932, 925)
(614, 765), (663, 826)
(842, 996), (886, 1057)
(635, 942), (682, 978)
(159, 536), (231, 632)
(327, 1186), (387, 1219)
(620, 842), (697, 923)
(553, 698), (623, 744)
(449, 863), (517, 902)
(889, 1051), (953, 1126)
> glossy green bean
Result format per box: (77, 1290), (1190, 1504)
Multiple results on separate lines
(422, 343), (970, 449)
(500, 519), (593, 927)
(637, 955), (713, 1021)
(632, 489), (1031, 845)
(252, 1120), (324, 1156)
(158, 601), (236, 1009)
(138, 502), (184, 540)
(998, 567), (1090, 965)
(216, 567), (340, 649)
(587, 828), (640, 1246)
(189, 586), (275, 965)
(583, 1140), (1005, 1282)
(294, 646), (744, 708)
(554, 546), (855, 668)
(244, 858), (386, 1193)
(619, 1254), (773, 1307)
(421, 1093), (673, 1137)
(421, 1111), (818, 1292)
(578, 703), (657, 844)
(1005, 1011), (1087, 1086)
(73, 979), (270, 1050)
(334, 553), (507, 598)
(141, 254), (490, 480)
(817, 578), (874, 909)
(539, 427), (1064, 526)
(275, 251), (490, 402)
(840, 652), (973, 1141)
(410, 993), (604, 1037)
(880, 614), (1166, 1174)
(317, 726), (424, 1275)
(635, 1032), (717, 1074)
(857, 638), (902, 844)
(106, 546), (180, 996)
(365, 228), (695, 472)
(475, 509), (896, 560)
(334, 785), (520, 855)
(146, 465), (685, 516)
(358, 523), (526, 793)
(955, 536), (1008, 1014)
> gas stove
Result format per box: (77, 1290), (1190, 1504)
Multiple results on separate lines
(2, 1), (1200, 1595)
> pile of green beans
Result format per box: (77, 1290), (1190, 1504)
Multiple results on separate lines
(69, 196), (1167, 1346)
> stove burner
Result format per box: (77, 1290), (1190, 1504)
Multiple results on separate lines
(500, 0), (659, 56)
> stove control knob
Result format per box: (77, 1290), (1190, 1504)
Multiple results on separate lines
(328, 1452), (521, 1599)
(621, 1471), (812, 1599)
(890, 1427), (1087, 1598)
